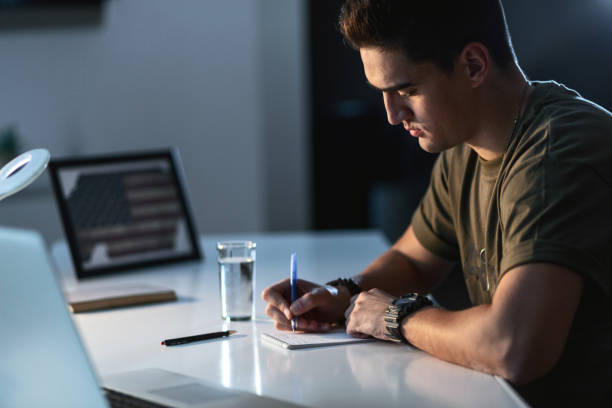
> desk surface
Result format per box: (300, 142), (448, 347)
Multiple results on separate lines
(52, 230), (526, 408)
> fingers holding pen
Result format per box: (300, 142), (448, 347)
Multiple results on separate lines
(262, 280), (326, 330)
(262, 278), (341, 332)
(272, 318), (331, 332)
(265, 305), (331, 332)
(298, 288), (338, 332)
(261, 278), (293, 320)
(262, 278), (319, 320)
(289, 290), (317, 317)
(277, 301), (335, 332)
(290, 285), (336, 315)
(265, 302), (292, 327)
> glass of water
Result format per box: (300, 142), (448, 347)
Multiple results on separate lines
(216, 241), (256, 321)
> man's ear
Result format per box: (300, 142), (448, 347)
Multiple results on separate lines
(458, 42), (489, 88)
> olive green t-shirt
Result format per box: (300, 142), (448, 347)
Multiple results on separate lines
(412, 81), (612, 405)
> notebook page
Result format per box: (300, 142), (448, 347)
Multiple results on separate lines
(261, 329), (374, 350)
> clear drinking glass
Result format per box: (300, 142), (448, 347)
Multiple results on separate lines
(216, 241), (256, 320)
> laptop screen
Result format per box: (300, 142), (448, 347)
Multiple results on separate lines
(0, 227), (108, 407)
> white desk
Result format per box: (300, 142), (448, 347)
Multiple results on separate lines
(52, 230), (527, 408)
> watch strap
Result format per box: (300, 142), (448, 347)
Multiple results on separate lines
(384, 293), (433, 344)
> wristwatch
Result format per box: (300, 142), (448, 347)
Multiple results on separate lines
(384, 293), (433, 344)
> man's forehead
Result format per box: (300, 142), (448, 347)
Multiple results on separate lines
(360, 47), (427, 90)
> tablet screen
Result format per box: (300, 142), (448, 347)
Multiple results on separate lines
(48, 149), (202, 278)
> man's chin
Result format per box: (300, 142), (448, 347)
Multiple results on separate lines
(417, 137), (443, 154)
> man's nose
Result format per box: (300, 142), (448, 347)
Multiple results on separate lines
(383, 93), (411, 125)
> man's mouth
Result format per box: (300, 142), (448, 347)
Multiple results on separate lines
(408, 128), (423, 137)
(404, 122), (424, 137)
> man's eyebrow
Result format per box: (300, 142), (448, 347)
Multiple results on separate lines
(365, 80), (416, 92)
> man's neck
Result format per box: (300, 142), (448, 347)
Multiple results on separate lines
(466, 65), (532, 161)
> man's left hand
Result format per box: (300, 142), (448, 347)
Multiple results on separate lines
(345, 288), (396, 340)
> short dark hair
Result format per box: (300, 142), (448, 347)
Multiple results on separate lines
(339, 0), (516, 72)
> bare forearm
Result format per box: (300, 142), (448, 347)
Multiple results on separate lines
(401, 305), (512, 378)
(352, 248), (436, 296)
(400, 263), (583, 384)
(344, 258), (581, 385)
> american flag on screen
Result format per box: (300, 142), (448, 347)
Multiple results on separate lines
(66, 168), (184, 262)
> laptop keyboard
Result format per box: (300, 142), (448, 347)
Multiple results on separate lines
(102, 387), (172, 408)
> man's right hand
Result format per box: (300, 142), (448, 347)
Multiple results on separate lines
(261, 278), (352, 332)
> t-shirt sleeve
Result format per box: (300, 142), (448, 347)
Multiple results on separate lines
(411, 152), (460, 261)
(499, 111), (612, 295)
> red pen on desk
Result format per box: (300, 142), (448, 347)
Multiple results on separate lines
(161, 330), (237, 346)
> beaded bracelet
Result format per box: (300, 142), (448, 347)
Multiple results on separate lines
(325, 277), (363, 297)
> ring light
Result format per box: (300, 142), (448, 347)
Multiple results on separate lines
(0, 149), (50, 201)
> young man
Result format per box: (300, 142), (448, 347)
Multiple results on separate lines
(262, 0), (612, 405)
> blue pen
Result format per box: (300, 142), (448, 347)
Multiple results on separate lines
(290, 252), (297, 332)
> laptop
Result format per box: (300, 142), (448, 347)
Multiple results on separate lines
(0, 226), (298, 408)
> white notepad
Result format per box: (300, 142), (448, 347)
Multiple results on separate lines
(261, 329), (375, 350)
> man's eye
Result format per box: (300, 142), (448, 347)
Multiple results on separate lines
(398, 89), (417, 97)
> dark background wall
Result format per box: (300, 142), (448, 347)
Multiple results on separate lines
(1, 0), (609, 244)
(0, 0), (310, 241)
(309, 0), (612, 242)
